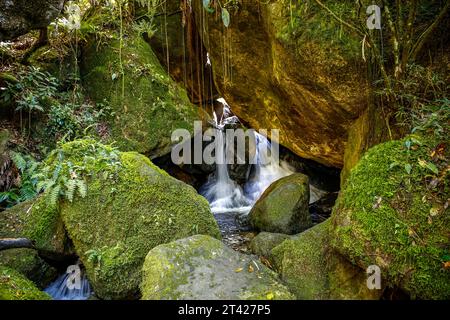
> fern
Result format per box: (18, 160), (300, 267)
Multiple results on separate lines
(66, 179), (77, 202)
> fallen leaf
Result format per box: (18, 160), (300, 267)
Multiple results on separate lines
(235, 267), (243, 273)
(248, 264), (254, 273)
(266, 292), (274, 300)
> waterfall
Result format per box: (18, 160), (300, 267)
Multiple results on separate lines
(200, 99), (293, 215)
(200, 100), (251, 214)
(45, 264), (92, 300)
(244, 132), (294, 202)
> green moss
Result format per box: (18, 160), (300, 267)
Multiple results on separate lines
(0, 266), (51, 300)
(141, 235), (294, 300)
(271, 220), (331, 299)
(332, 135), (450, 299)
(249, 173), (311, 234)
(80, 31), (200, 157)
(0, 198), (68, 255)
(55, 141), (220, 299)
(0, 249), (57, 289)
(272, 0), (361, 64)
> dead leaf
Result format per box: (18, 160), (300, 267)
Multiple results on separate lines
(235, 267), (243, 273)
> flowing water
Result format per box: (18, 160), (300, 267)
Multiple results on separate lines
(199, 99), (302, 250)
(45, 263), (92, 300)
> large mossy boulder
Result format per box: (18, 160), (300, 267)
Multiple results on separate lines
(141, 235), (294, 300)
(192, 0), (367, 167)
(271, 220), (382, 300)
(0, 266), (51, 300)
(51, 140), (220, 299)
(0, 198), (69, 258)
(0, 248), (57, 289)
(80, 31), (203, 158)
(331, 136), (450, 299)
(249, 173), (311, 234)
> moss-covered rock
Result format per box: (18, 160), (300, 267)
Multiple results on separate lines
(0, 249), (57, 289)
(54, 140), (220, 299)
(80, 31), (202, 158)
(332, 136), (450, 299)
(141, 235), (294, 300)
(250, 232), (291, 259)
(271, 220), (381, 300)
(0, 266), (51, 300)
(0, 198), (70, 257)
(249, 173), (311, 234)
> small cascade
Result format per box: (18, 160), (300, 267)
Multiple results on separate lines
(200, 99), (295, 220)
(45, 264), (92, 300)
(199, 100), (251, 214)
(244, 132), (294, 203)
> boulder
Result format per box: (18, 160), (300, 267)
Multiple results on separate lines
(80, 31), (204, 158)
(0, 0), (65, 41)
(0, 248), (57, 289)
(53, 140), (221, 299)
(249, 173), (311, 234)
(0, 266), (51, 300)
(0, 198), (70, 258)
(331, 136), (450, 299)
(271, 220), (382, 300)
(191, 0), (368, 167)
(250, 232), (290, 259)
(141, 235), (294, 300)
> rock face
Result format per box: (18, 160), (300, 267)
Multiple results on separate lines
(80, 31), (204, 158)
(0, 198), (70, 258)
(0, 248), (57, 288)
(271, 220), (382, 300)
(191, 0), (368, 167)
(249, 173), (311, 234)
(141, 235), (294, 300)
(250, 232), (290, 259)
(0, 0), (65, 41)
(55, 140), (221, 299)
(331, 136), (450, 299)
(0, 266), (51, 300)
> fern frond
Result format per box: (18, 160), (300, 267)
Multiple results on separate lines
(48, 184), (61, 206)
(76, 179), (87, 198)
(66, 179), (77, 202)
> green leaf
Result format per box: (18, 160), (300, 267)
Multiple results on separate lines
(426, 162), (439, 175)
(203, 0), (215, 13)
(404, 163), (412, 174)
(221, 8), (230, 27)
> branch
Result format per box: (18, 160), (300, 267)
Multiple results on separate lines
(410, 1), (450, 61)
(0, 238), (35, 251)
(312, 0), (365, 37)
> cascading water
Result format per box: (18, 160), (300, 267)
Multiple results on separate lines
(200, 100), (296, 247)
(45, 263), (92, 300)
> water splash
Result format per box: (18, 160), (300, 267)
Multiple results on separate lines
(200, 99), (293, 215)
(45, 264), (92, 300)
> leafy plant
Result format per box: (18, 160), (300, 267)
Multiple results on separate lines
(0, 152), (39, 208)
(32, 139), (121, 206)
(1, 66), (59, 132)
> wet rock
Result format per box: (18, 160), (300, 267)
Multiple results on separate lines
(250, 232), (290, 259)
(249, 173), (312, 234)
(141, 235), (294, 300)
(0, 0), (65, 41)
(0, 266), (51, 300)
(271, 220), (382, 300)
(0, 248), (57, 289)
(56, 140), (220, 299)
(191, 0), (368, 167)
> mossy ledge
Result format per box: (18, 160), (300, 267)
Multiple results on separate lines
(331, 135), (450, 299)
